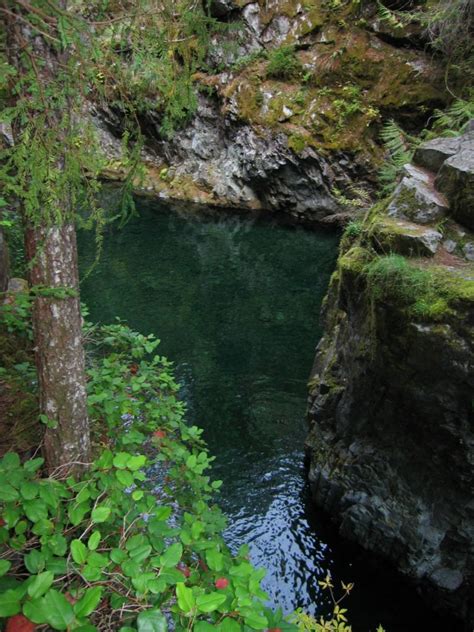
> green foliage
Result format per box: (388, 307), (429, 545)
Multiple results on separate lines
(378, 120), (416, 195)
(0, 321), (296, 631)
(432, 95), (474, 136)
(266, 46), (302, 80)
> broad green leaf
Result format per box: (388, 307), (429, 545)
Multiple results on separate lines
(206, 549), (224, 572)
(74, 586), (103, 618)
(110, 548), (127, 564)
(27, 571), (54, 599)
(160, 543), (182, 568)
(23, 598), (49, 624)
(23, 499), (48, 522)
(127, 455), (146, 471)
(71, 539), (88, 565)
(24, 550), (45, 574)
(48, 534), (68, 557)
(68, 501), (90, 526)
(186, 455), (197, 469)
(129, 544), (152, 563)
(241, 609), (268, 630)
(113, 452), (131, 469)
(0, 560), (11, 577)
(2, 452), (20, 469)
(116, 469), (134, 487)
(0, 589), (21, 616)
(196, 592), (227, 613)
(0, 483), (19, 502)
(24, 457), (44, 473)
(91, 505), (111, 523)
(176, 582), (195, 613)
(219, 618), (242, 632)
(87, 530), (101, 551)
(137, 609), (168, 632)
(43, 589), (75, 630)
(20, 482), (39, 500)
(132, 490), (144, 501)
(74, 626), (98, 632)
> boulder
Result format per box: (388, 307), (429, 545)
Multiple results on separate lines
(413, 137), (461, 173)
(373, 217), (443, 256)
(436, 143), (474, 230)
(387, 164), (449, 224)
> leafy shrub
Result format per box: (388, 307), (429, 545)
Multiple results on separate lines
(266, 46), (302, 80)
(0, 322), (288, 631)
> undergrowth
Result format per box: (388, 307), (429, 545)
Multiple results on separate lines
(365, 254), (454, 320)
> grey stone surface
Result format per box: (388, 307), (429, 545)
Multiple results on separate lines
(443, 239), (457, 253)
(462, 242), (474, 261)
(372, 218), (443, 256)
(387, 164), (449, 224)
(413, 137), (461, 173)
(435, 135), (474, 231)
(205, 0), (238, 18)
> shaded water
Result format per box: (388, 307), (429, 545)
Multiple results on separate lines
(78, 199), (452, 632)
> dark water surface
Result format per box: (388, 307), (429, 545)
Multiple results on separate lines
(78, 199), (453, 632)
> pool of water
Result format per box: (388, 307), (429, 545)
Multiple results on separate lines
(78, 198), (453, 631)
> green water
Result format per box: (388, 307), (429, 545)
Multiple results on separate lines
(78, 198), (453, 631)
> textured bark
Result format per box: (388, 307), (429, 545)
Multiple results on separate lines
(25, 224), (91, 474)
(6, 1), (91, 474)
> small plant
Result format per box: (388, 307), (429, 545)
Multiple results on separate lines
(266, 45), (302, 80)
(378, 120), (417, 195)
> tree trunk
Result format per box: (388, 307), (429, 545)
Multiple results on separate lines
(25, 223), (91, 474)
(5, 0), (91, 474)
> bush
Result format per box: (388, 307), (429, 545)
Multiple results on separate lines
(266, 45), (302, 80)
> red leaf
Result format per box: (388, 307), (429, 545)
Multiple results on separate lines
(6, 615), (36, 632)
(153, 429), (166, 439)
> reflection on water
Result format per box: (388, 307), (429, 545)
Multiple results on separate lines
(78, 199), (452, 631)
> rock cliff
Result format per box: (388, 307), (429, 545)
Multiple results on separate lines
(306, 129), (474, 625)
(95, 0), (445, 222)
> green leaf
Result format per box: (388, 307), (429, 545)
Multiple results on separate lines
(137, 609), (168, 632)
(186, 455), (197, 469)
(241, 609), (268, 630)
(206, 549), (224, 572)
(87, 530), (101, 551)
(194, 622), (216, 632)
(43, 589), (75, 630)
(132, 490), (144, 501)
(219, 618), (242, 632)
(110, 548), (127, 564)
(24, 458), (44, 473)
(20, 482), (39, 500)
(129, 544), (152, 563)
(113, 452), (131, 469)
(0, 560), (11, 577)
(71, 539), (88, 565)
(2, 452), (20, 469)
(176, 582), (195, 613)
(116, 470), (134, 487)
(74, 586), (103, 618)
(127, 455), (146, 471)
(91, 505), (111, 523)
(0, 589), (21, 616)
(27, 571), (54, 599)
(160, 543), (182, 568)
(0, 483), (19, 502)
(68, 501), (90, 526)
(196, 592), (227, 613)
(23, 598), (49, 624)
(24, 550), (45, 574)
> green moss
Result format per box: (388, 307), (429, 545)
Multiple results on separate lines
(339, 245), (373, 274)
(287, 132), (309, 153)
(267, 45), (303, 80)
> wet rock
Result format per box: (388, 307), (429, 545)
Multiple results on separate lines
(387, 164), (449, 224)
(435, 136), (474, 230)
(443, 239), (457, 253)
(414, 137), (461, 173)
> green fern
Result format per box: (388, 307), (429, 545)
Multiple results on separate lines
(378, 120), (417, 194)
(432, 97), (474, 136)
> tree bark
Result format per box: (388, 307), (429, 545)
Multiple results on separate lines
(25, 224), (91, 474)
(6, 0), (91, 474)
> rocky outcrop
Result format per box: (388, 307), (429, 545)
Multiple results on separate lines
(95, 0), (446, 222)
(306, 129), (474, 625)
